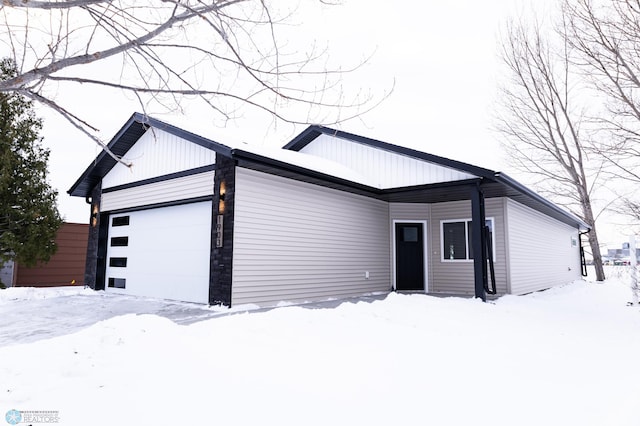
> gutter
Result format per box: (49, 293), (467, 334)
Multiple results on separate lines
(493, 172), (590, 231)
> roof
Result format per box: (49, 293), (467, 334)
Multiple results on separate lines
(283, 125), (498, 180)
(239, 128), (589, 231)
(68, 116), (589, 231)
(67, 113), (231, 197)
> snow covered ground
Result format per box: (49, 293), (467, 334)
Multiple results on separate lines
(1, 270), (640, 426)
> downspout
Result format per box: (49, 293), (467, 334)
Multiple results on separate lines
(579, 231), (589, 277)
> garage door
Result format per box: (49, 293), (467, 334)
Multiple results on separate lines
(104, 201), (212, 303)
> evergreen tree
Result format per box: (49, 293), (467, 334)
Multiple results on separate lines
(0, 58), (62, 267)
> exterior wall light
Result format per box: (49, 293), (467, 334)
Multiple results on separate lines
(218, 181), (226, 214)
(91, 203), (99, 227)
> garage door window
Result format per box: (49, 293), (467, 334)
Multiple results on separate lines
(112, 216), (130, 226)
(108, 278), (126, 288)
(110, 236), (129, 247)
(109, 257), (128, 267)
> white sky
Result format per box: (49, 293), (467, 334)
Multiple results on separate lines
(26, 0), (630, 249)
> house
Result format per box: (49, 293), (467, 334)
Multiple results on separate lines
(0, 223), (88, 287)
(68, 113), (589, 306)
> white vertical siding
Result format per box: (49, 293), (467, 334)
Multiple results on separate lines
(389, 203), (432, 290)
(299, 134), (476, 189)
(232, 167), (391, 306)
(100, 171), (215, 212)
(506, 199), (581, 294)
(102, 128), (216, 189)
(429, 198), (508, 295)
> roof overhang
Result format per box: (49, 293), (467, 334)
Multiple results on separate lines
(284, 125), (499, 180)
(67, 113), (231, 198)
(67, 116), (590, 232)
(233, 147), (590, 232)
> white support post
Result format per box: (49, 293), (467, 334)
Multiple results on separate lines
(630, 235), (639, 306)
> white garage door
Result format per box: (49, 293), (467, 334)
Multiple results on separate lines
(105, 201), (212, 303)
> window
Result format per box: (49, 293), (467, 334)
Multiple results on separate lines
(441, 218), (495, 261)
(403, 226), (419, 242)
(109, 257), (128, 267)
(112, 216), (130, 227)
(110, 236), (129, 247)
(108, 278), (126, 288)
(443, 222), (467, 259)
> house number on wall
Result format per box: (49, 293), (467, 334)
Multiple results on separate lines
(216, 214), (224, 248)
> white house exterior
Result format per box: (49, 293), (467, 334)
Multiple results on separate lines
(69, 113), (589, 306)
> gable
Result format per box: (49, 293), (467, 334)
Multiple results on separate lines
(102, 127), (217, 189)
(297, 133), (477, 189)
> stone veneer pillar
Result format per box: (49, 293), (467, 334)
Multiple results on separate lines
(209, 155), (236, 306)
(83, 182), (102, 289)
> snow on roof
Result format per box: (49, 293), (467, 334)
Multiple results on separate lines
(225, 140), (381, 188)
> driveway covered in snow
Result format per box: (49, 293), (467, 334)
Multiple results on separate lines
(0, 287), (386, 347)
(1, 273), (640, 426)
(0, 288), (223, 346)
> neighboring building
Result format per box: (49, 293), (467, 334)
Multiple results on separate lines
(68, 113), (589, 306)
(605, 245), (640, 265)
(2, 223), (89, 287)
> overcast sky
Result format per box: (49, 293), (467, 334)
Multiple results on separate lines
(28, 0), (629, 248)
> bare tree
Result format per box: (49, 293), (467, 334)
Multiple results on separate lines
(563, 0), (640, 220)
(0, 1), (383, 164)
(496, 17), (607, 280)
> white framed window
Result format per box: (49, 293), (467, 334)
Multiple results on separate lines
(441, 218), (495, 262)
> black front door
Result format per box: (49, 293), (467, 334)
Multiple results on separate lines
(395, 223), (425, 291)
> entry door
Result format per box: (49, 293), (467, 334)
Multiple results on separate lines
(395, 222), (425, 291)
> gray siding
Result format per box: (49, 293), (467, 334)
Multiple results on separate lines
(232, 167), (391, 306)
(506, 199), (581, 294)
(429, 198), (508, 296)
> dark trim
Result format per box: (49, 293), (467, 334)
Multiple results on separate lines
(494, 172), (589, 230)
(103, 196), (214, 215)
(69, 114), (142, 197)
(470, 184), (487, 301)
(283, 127), (323, 151)
(136, 114), (232, 155)
(102, 164), (216, 193)
(68, 112), (231, 198)
(233, 149), (382, 195)
(236, 150), (490, 203)
(283, 125), (498, 180)
(70, 114), (589, 234)
(95, 211), (109, 291)
(282, 126), (590, 231)
(380, 178), (484, 195)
